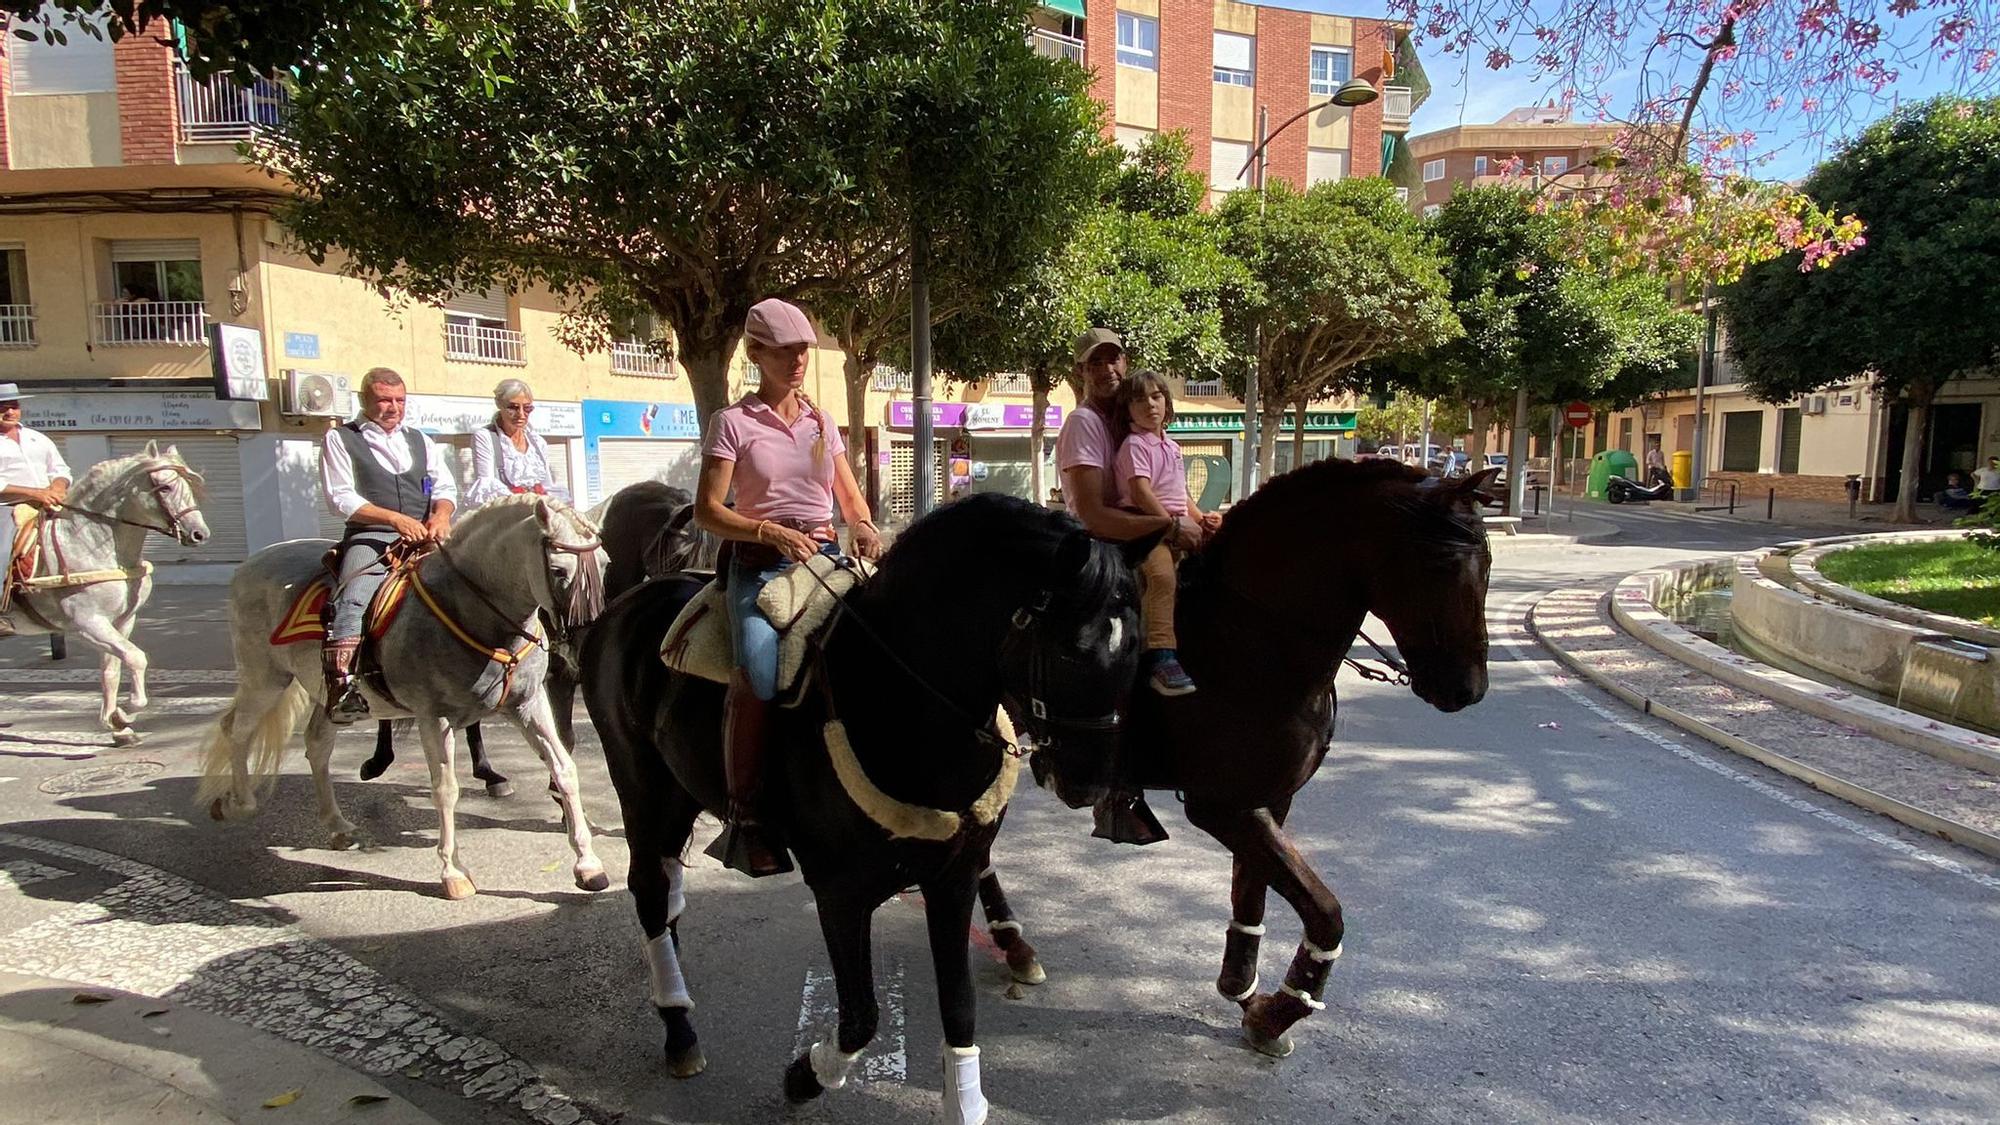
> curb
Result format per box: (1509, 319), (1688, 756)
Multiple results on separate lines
(1488, 511), (1620, 550)
(1528, 590), (2000, 862)
(1789, 532), (2000, 646)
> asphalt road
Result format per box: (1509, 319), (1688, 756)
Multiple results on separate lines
(2, 502), (1997, 1125)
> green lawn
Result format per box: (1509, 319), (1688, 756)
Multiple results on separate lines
(1816, 539), (2000, 627)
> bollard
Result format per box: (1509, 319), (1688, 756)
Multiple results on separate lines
(49, 635), (66, 661)
(1767, 487), (1776, 520)
(1845, 474), (1862, 520)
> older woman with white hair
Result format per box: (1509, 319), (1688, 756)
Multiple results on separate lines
(464, 378), (570, 508)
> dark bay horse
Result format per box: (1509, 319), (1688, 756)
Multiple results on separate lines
(1037, 458), (1500, 1058)
(361, 481), (714, 792)
(582, 494), (1154, 1122)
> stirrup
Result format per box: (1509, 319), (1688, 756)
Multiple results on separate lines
(326, 682), (370, 726)
(705, 818), (794, 878)
(1092, 791), (1169, 846)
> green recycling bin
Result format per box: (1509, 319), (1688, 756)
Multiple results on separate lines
(1587, 449), (1639, 499)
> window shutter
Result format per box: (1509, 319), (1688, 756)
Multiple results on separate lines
(1213, 32), (1253, 72)
(1306, 149), (1347, 186)
(110, 239), (203, 262)
(445, 286), (509, 322)
(9, 20), (116, 95)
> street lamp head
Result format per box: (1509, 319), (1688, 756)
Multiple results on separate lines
(1329, 78), (1378, 108)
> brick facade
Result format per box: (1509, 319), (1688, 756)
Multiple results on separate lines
(113, 18), (178, 164)
(1155, 0), (1214, 185)
(1085, 0), (1118, 137)
(1256, 7), (1312, 187)
(1705, 473), (1863, 504)
(0, 49), (10, 169)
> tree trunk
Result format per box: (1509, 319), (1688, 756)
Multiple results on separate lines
(841, 349), (873, 481)
(1258, 400), (1282, 481)
(1030, 376), (1050, 507)
(1290, 395), (1309, 470)
(1467, 402), (1494, 469)
(1893, 383), (1937, 524)
(675, 327), (737, 429)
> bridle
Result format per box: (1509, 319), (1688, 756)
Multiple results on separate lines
(56, 461), (206, 544)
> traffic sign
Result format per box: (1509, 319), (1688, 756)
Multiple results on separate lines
(1563, 401), (1593, 428)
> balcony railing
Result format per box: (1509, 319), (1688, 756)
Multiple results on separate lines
(986, 373), (1033, 394)
(1028, 28), (1086, 64)
(444, 322), (526, 364)
(871, 367), (914, 392)
(0, 304), (36, 348)
(1382, 86), (1413, 127)
(175, 64), (288, 143)
(91, 301), (210, 346)
(1182, 379), (1224, 398)
(610, 339), (673, 377)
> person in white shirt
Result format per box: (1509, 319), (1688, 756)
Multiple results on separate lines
(0, 382), (72, 609)
(318, 367), (457, 722)
(463, 378), (569, 509)
(1974, 457), (2000, 496)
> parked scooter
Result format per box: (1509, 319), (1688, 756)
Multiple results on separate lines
(1606, 471), (1675, 504)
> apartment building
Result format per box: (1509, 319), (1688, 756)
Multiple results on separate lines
(1405, 104), (1618, 215)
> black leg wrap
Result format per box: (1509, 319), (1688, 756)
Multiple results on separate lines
(1217, 926), (1263, 1002)
(978, 874), (1013, 928)
(1280, 940), (1339, 1011)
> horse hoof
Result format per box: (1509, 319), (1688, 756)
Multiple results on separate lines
(1007, 954), (1046, 986)
(441, 875), (478, 901)
(666, 1044), (706, 1079)
(485, 780), (515, 799)
(111, 729), (141, 748)
(575, 868), (611, 893)
(329, 833), (355, 852)
(1242, 1025), (1295, 1058)
(783, 1052), (824, 1103)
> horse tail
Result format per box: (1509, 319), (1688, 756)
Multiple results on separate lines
(195, 681), (312, 812)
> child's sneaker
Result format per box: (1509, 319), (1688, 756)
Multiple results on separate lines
(1146, 649), (1196, 696)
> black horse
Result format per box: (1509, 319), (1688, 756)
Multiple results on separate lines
(361, 482), (714, 791)
(581, 494), (1155, 1122)
(1035, 458), (1500, 1058)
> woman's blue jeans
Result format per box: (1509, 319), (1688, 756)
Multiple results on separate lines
(726, 542), (840, 702)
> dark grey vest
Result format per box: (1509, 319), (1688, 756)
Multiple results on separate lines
(334, 422), (431, 533)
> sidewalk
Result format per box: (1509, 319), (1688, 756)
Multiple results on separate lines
(1529, 586), (2000, 859)
(0, 972), (440, 1124)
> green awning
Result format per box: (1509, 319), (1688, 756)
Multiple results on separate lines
(1043, 0), (1086, 18)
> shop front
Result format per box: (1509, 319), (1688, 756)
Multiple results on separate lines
(885, 400), (1064, 518)
(26, 388), (263, 562)
(1167, 409), (1358, 506)
(582, 399), (704, 508)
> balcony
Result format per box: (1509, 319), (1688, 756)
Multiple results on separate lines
(986, 373), (1033, 394)
(610, 339), (673, 377)
(1028, 28), (1085, 64)
(175, 64), (288, 143)
(1382, 86), (1413, 129)
(871, 367), (914, 392)
(91, 301), (210, 346)
(444, 322), (526, 364)
(0, 305), (36, 348)
(1181, 379), (1224, 398)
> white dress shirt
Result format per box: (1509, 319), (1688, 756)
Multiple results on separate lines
(0, 425), (71, 491)
(463, 423), (568, 508)
(320, 418), (458, 520)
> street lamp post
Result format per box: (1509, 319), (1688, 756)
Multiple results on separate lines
(1233, 77), (1376, 501)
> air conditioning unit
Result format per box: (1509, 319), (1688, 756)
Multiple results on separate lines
(282, 370), (355, 418)
(1800, 394), (1828, 416)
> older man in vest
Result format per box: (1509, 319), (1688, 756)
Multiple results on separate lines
(319, 367), (457, 723)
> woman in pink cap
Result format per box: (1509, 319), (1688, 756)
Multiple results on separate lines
(693, 297), (881, 877)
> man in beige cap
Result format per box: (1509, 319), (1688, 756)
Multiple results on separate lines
(1051, 329), (1183, 845)
(0, 382), (71, 623)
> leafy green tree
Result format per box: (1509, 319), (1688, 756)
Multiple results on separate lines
(1722, 95), (2000, 523)
(1220, 178), (1459, 477)
(264, 0), (1103, 426)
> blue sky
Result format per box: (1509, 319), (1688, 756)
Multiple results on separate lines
(1261, 0), (1978, 180)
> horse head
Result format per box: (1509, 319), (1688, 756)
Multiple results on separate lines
(534, 497), (608, 633)
(126, 442), (211, 546)
(1369, 466), (1499, 712)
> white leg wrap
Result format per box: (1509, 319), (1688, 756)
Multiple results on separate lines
(1303, 939), (1343, 963)
(1221, 972), (1259, 1003)
(988, 919), (1023, 935)
(665, 857), (687, 924)
(645, 930), (693, 1011)
(810, 1040), (864, 1091)
(1279, 982), (1327, 1011)
(977, 865), (996, 880)
(942, 1045), (988, 1125)
(1228, 920), (1266, 936)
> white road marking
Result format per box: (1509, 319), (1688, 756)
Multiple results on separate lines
(1494, 591), (2000, 894)
(0, 667), (235, 685)
(793, 959), (907, 1084)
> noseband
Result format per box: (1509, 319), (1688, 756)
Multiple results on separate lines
(997, 590), (1124, 744)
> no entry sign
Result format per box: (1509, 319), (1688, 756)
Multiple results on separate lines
(1563, 401), (1593, 428)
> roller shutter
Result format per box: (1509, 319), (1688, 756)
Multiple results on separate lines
(110, 239), (203, 262)
(596, 438), (700, 504)
(109, 436), (247, 562)
(1720, 410), (1763, 473)
(444, 286), (509, 323)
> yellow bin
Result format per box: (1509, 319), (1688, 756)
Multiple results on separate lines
(1671, 449), (1693, 489)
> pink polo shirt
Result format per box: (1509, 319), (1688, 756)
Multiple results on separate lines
(1114, 430), (1190, 516)
(1054, 403), (1119, 518)
(702, 395), (846, 525)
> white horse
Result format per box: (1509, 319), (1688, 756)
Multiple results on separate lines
(2, 443), (210, 746)
(197, 494), (611, 900)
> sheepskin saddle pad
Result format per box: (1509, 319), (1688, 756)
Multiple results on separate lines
(659, 552), (876, 701)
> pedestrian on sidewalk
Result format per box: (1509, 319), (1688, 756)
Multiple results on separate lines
(1973, 456), (2000, 497)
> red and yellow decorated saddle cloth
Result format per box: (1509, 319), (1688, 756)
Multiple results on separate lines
(269, 569), (414, 647)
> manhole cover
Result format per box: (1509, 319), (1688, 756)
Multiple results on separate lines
(39, 761), (166, 795)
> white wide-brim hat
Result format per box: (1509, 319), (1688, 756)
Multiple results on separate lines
(0, 382), (34, 401)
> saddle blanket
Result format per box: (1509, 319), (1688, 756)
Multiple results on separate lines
(5, 505), (151, 595)
(660, 552), (875, 699)
(269, 569), (414, 647)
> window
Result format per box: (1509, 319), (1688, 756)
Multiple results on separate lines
(7, 13), (115, 94)
(1306, 148), (1347, 187)
(1422, 204), (1442, 218)
(1542, 155), (1570, 176)
(1116, 12), (1157, 70)
(1422, 158), (1445, 182)
(1213, 32), (1254, 87)
(0, 248), (32, 347)
(1114, 125), (1155, 153)
(98, 239), (207, 345)
(1309, 46), (1353, 96)
(444, 286), (524, 364)
(1721, 409), (1763, 472)
(1473, 155), (1488, 176)
(1211, 139), (1252, 192)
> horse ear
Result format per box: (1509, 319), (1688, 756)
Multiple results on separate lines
(1442, 467), (1503, 507)
(143, 439), (159, 458)
(534, 496), (554, 527)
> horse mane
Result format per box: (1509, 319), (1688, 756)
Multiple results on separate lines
(1204, 456), (1482, 560)
(458, 491), (600, 541)
(65, 448), (188, 510)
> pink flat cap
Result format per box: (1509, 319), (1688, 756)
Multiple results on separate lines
(744, 298), (817, 347)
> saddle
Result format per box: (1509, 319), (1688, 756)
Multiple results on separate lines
(659, 551), (874, 705)
(268, 541), (425, 648)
